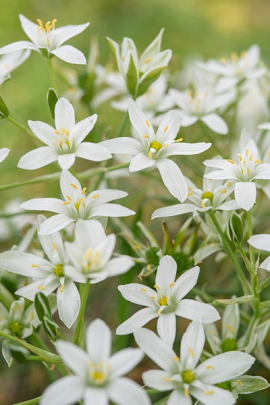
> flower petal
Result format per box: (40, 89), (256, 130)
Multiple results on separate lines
(0, 251), (50, 277)
(152, 203), (196, 219)
(201, 114), (228, 135)
(110, 348), (143, 378)
(129, 153), (155, 172)
(71, 114), (97, 145)
(75, 142), (111, 162)
(156, 159), (188, 202)
(84, 388), (108, 405)
(172, 266), (200, 301)
(20, 198), (63, 213)
(53, 23), (90, 47)
(51, 45), (86, 64)
(116, 308), (157, 335)
(108, 378), (151, 405)
(248, 234), (270, 252)
(180, 321), (205, 370)
(118, 283), (157, 308)
(0, 41), (37, 54)
(58, 154), (76, 169)
(90, 203), (135, 218)
(176, 299), (220, 323)
(40, 376), (84, 405)
(38, 214), (74, 235)
(18, 147), (58, 170)
(55, 98), (75, 130)
(157, 313), (176, 348)
(155, 255), (177, 290)
(86, 319), (112, 363)
(234, 182), (256, 211)
(19, 15), (40, 44)
(161, 142), (211, 158)
(57, 280), (80, 328)
(142, 370), (175, 392)
(56, 341), (89, 377)
(28, 120), (56, 146)
(167, 390), (192, 405)
(100, 137), (141, 155)
(0, 148), (10, 162)
(190, 384), (235, 405)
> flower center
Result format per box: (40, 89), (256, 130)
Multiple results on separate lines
(88, 362), (109, 386)
(9, 321), (24, 337)
(54, 264), (64, 278)
(201, 191), (213, 202)
(182, 370), (195, 384)
(90, 370), (107, 384)
(82, 248), (102, 273)
(221, 337), (238, 352)
(159, 296), (169, 306)
(150, 141), (162, 152)
(53, 127), (73, 151)
(37, 19), (57, 34)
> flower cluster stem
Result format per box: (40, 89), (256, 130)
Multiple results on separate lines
(73, 280), (90, 348)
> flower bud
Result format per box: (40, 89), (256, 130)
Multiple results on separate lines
(47, 87), (58, 119)
(0, 96), (9, 119)
(228, 212), (243, 243)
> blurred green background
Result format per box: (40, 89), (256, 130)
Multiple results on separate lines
(1, 0), (270, 404)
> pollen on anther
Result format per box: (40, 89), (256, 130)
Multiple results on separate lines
(220, 190), (227, 194)
(154, 284), (160, 290)
(145, 120), (151, 128)
(173, 355), (180, 362)
(146, 264), (151, 271)
(143, 135), (149, 138)
(91, 194), (99, 199)
(227, 159), (235, 164)
(52, 243), (57, 250)
(140, 288), (147, 292)
(189, 346), (194, 357)
(237, 380), (244, 386)
(31, 264), (40, 268)
(204, 390), (214, 395)
(70, 183), (78, 189)
(148, 151), (153, 159)
(188, 192), (193, 197)
(38, 284), (45, 291)
(60, 284), (64, 293)
(206, 365), (214, 370)
(163, 125), (169, 133)
(175, 137), (183, 143)
(169, 282), (175, 287)
(82, 187), (87, 195)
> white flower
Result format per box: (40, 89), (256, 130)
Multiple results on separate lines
(198, 45), (265, 92)
(107, 29), (172, 97)
(64, 220), (134, 283)
(0, 147), (10, 162)
(18, 97), (111, 170)
(20, 170), (135, 235)
(204, 139), (270, 211)
(0, 15), (89, 65)
(170, 88), (230, 134)
(40, 319), (150, 405)
(0, 50), (30, 85)
(248, 234), (270, 271)
(134, 321), (255, 405)
(101, 99), (211, 202)
(116, 255), (220, 347)
(152, 174), (238, 220)
(0, 215), (80, 328)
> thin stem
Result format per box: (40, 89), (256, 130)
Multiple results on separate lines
(73, 280), (90, 347)
(116, 110), (129, 137)
(47, 57), (58, 91)
(246, 210), (255, 267)
(208, 211), (251, 294)
(13, 397), (41, 405)
(7, 116), (35, 138)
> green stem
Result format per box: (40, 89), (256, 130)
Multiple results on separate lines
(47, 57), (58, 91)
(116, 110), (129, 137)
(208, 211), (250, 294)
(246, 210), (255, 266)
(73, 280), (90, 348)
(7, 116), (35, 138)
(237, 243), (254, 276)
(13, 397), (41, 405)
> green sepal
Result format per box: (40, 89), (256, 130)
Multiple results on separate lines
(137, 65), (167, 97)
(231, 375), (270, 394)
(0, 96), (9, 119)
(125, 51), (138, 96)
(47, 87), (59, 119)
(228, 212), (243, 243)
(34, 292), (52, 321)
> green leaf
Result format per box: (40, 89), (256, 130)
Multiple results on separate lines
(125, 51), (138, 96)
(0, 96), (9, 119)
(106, 37), (121, 68)
(232, 375), (270, 394)
(34, 292), (52, 321)
(16, 338), (62, 364)
(47, 88), (58, 119)
(140, 28), (164, 65)
(137, 65), (167, 97)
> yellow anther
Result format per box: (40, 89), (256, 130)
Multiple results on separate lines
(150, 296), (155, 299)
(62, 201), (71, 205)
(175, 137), (183, 142)
(148, 151), (153, 159)
(206, 365), (215, 370)
(225, 324), (234, 333)
(31, 264), (40, 268)
(231, 52), (238, 62)
(243, 160), (247, 164)
(38, 284), (45, 291)
(70, 183), (78, 189)
(189, 346), (194, 357)
(238, 154), (243, 161)
(29, 311), (34, 321)
(143, 134), (149, 138)
(249, 154), (254, 160)
(255, 159), (261, 164)
(208, 329), (216, 335)
(163, 144), (168, 147)
(144, 57), (151, 63)
(188, 186), (193, 190)
(184, 387), (189, 397)
(247, 168), (250, 174)
(187, 192), (193, 197)
(163, 125), (169, 133)
(158, 308), (162, 316)
(91, 194), (99, 199)
(162, 377), (173, 381)
(220, 190), (227, 194)
(227, 159), (235, 164)
(140, 288), (146, 292)
(245, 148), (249, 156)
(241, 51), (247, 58)
(146, 264), (151, 271)
(145, 120), (151, 128)
(60, 284), (64, 293)
(204, 390), (214, 395)
(133, 244), (141, 250)
(45, 21), (52, 31)
(169, 282), (175, 287)
(52, 243), (57, 250)
(237, 380), (244, 386)
(154, 284), (160, 290)
(219, 57), (228, 63)
(54, 130), (60, 135)
(66, 195), (72, 201)
(226, 182), (232, 187)
(82, 187), (87, 195)
(52, 19), (57, 28)
(201, 201), (206, 208)
(173, 356), (180, 362)
(37, 19), (44, 28)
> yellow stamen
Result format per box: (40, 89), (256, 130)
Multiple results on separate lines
(245, 148), (249, 156)
(189, 346), (194, 357)
(154, 284), (160, 290)
(220, 190), (227, 194)
(226, 181), (232, 187)
(54, 130), (60, 135)
(29, 311), (34, 321)
(163, 143), (168, 147)
(60, 284), (64, 293)
(204, 390), (214, 395)
(162, 377), (173, 381)
(173, 356), (180, 362)
(140, 288), (146, 292)
(201, 201), (206, 208)
(52, 243), (57, 250)
(144, 57), (151, 63)
(31, 264), (40, 268)
(206, 365), (215, 370)
(188, 192), (193, 196)
(255, 159), (261, 164)
(227, 159), (235, 164)
(163, 125), (169, 133)
(52, 19), (57, 28)
(184, 387), (189, 397)
(82, 187), (87, 195)
(145, 120), (151, 128)
(66, 195), (72, 201)
(169, 282), (175, 287)
(38, 285), (45, 291)
(237, 380), (244, 386)
(148, 151), (153, 159)
(238, 154), (243, 161)
(175, 137), (183, 142)
(158, 308), (162, 316)
(249, 154), (254, 160)
(146, 264), (151, 271)
(62, 201), (71, 205)
(143, 134), (149, 138)
(225, 324), (234, 333)
(70, 183), (78, 189)
(91, 194), (99, 199)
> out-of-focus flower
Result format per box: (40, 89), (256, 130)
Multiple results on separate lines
(135, 321), (255, 405)
(18, 97), (111, 170)
(0, 15), (89, 65)
(40, 319), (150, 405)
(204, 138), (270, 211)
(101, 99), (211, 202)
(117, 255), (220, 346)
(248, 234), (270, 271)
(0, 50), (30, 85)
(0, 148), (10, 162)
(20, 170), (135, 235)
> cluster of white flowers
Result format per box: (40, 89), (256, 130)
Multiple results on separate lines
(0, 13), (270, 405)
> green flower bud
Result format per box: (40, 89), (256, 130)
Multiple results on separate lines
(228, 213), (243, 243)
(221, 337), (238, 352)
(47, 87), (59, 119)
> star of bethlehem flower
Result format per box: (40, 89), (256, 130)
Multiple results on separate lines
(0, 50), (30, 85)
(107, 29), (172, 97)
(169, 88), (231, 134)
(116, 255), (220, 347)
(40, 319), (150, 405)
(152, 172), (239, 220)
(134, 321), (255, 405)
(0, 15), (89, 65)
(20, 170), (135, 235)
(204, 138), (270, 211)
(101, 99), (211, 202)
(64, 219), (134, 284)
(18, 97), (111, 170)
(198, 45), (266, 92)
(0, 215), (80, 328)
(248, 234), (270, 271)
(0, 147), (10, 162)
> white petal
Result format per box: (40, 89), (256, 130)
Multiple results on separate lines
(196, 351), (255, 384)
(0, 148), (10, 162)
(116, 308), (157, 335)
(156, 159), (188, 202)
(152, 203), (196, 219)
(181, 116), (198, 127)
(110, 348), (143, 378)
(167, 390), (192, 405)
(128, 99), (154, 137)
(234, 182), (256, 211)
(51, 45), (86, 64)
(190, 384), (235, 405)
(90, 203), (135, 218)
(17, 279), (59, 301)
(100, 138), (141, 155)
(248, 234), (270, 252)
(87, 189), (128, 205)
(172, 266), (200, 301)
(58, 154), (76, 169)
(53, 23), (90, 47)
(20, 198), (63, 213)
(108, 378), (151, 405)
(71, 114), (97, 145)
(40, 376), (84, 405)
(142, 370), (175, 392)
(75, 219), (106, 250)
(118, 284), (157, 308)
(204, 170), (237, 180)
(55, 98), (75, 130)
(134, 327), (178, 373)
(0, 251), (50, 277)
(75, 142), (111, 162)
(28, 120), (56, 146)
(84, 388), (108, 405)
(38, 214), (74, 235)
(37, 215), (66, 262)
(57, 280), (80, 328)
(60, 169), (81, 197)
(56, 341), (89, 377)
(19, 15), (39, 44)
(161, 142), (211, 158)
(156, 110), (181, 140)
(86, 319), (112, 363)
(155, 255), (177, 290)
(129, 153), (155, 172)
(203, 159), (232, 170)
(201, 114), (228, 135)
(157, 313), (176, 347)
(180, 321), (205, 370)
(222, 303), (239, 341)
(18, 147), (58, 170)
(260, 256), (270, 271)
(0, 41), (37, 54)
(102, 257), (134, 277)
(176, 299), (220, 323)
